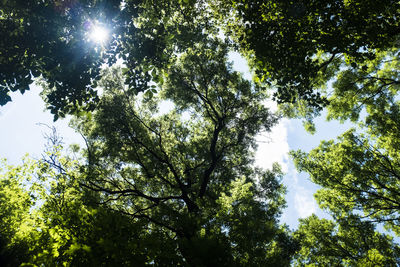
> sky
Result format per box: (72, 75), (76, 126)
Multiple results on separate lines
(0, 86), (83, 164)
(0, 55), (352, 230)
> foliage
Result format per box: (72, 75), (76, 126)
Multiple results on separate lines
(0, 32), (298, 265)
(3, 0), (400, 265)
(327, 47), (400, 122)
(292, 99), (400, 235)
(0, 0), (124, 116)
(214, 0), (400, 108)
(71, 37), (297, 265)
(0, 0), (217, 118)
(278, 45), (400, 134)
(0, 158), (38, 266)
(2, 0), (400, 117)
(0, 1), (301, 264)
(0, 148), (188, 266)
(294, 215), (400, 266)
(30, 148), (144, 266)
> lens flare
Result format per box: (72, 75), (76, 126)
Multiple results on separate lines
(89, 25), (109, 43)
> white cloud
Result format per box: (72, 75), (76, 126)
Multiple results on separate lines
(294, 186), (318, 218)
(255, 118), (290, 172)
(228, 51), (290, 171)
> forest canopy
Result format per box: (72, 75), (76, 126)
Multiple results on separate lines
(1, 0), (400, 266)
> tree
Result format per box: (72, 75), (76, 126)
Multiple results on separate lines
(294, 215), (400, 266)
(6, 0), (400, 265)
(0, 0), (216, 118)
(0, 36), (297, 265)
(2, 1), (300, 264)
(276, 44), (400, 135)
(291, 98), (400, 235)
(0, 0), (125, 116)
(0, 140), (190, 266)
(0, 158), (38, 266)
(2, 0), (400, 117)
(214, 0), (400, 108)
(71, 38), (297, 265)
(34, 153), (181, 266)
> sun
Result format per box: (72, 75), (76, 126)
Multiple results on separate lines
(89, 25), (109, 44)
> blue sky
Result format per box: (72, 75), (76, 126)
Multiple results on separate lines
(0, 86), (82, 164)
(0, 57), (351, 230)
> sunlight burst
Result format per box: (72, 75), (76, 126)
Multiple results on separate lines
(89, 25), (109, 44)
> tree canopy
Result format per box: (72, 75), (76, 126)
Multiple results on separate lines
(216, 0), (400, 107)
(1, 0), (216, 117)
(294, 215), (400, 266)
(71, 38), (297, 265)
(292, 100), (400, 235)
(2, 0), (400, 266)
(3, 0), (399, 116)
